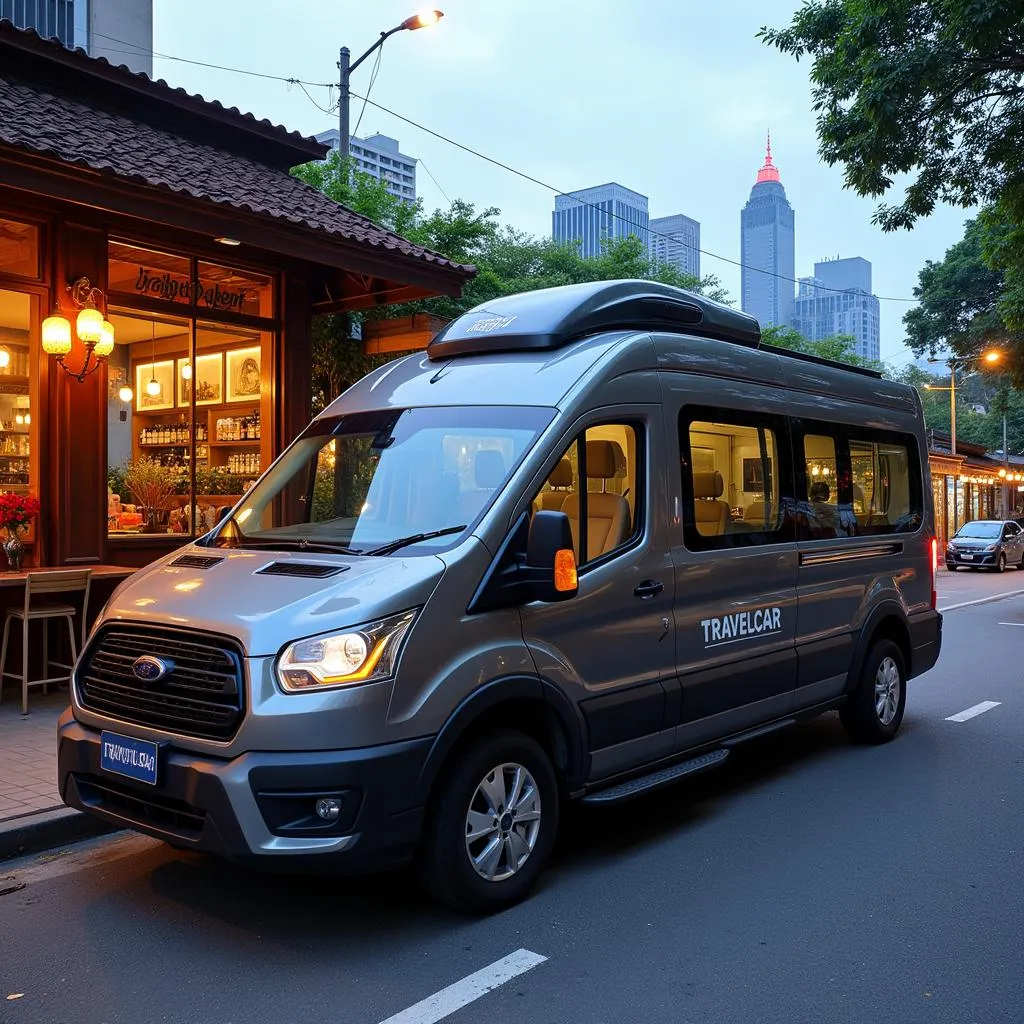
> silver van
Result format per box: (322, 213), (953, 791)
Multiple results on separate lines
(58, 281), (942, 912)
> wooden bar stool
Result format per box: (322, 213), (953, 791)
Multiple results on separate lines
(0, 569), (92, 715)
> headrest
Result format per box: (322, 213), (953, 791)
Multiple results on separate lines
(547, 458), (573, 488)
(693, 470), (724, 499)
(474, 449), (506, 489)
(586, 440), (626, 480)
(809, 481), (830, 502)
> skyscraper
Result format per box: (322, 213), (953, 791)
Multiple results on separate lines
(315, 131), (418, 206)
(740, 136), (795, 328)
(0, 0), (153, 75)
(649, 213), (700, 280)
(553, 183), (649, 259)
(794, 257), (882, 362)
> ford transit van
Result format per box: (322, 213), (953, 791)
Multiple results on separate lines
(58, 280), (942, 912)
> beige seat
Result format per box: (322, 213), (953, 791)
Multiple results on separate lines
(562, 440), (630, 560)
(693, 471), (729, 536)
(0, 569), (92, 715)
(744, 499), (776, 528)
(537, 458), (574, 512)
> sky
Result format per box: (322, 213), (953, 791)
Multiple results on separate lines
(135, 0), (975, 369)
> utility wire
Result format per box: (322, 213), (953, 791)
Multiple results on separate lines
(92, 30), (921, 304)
(352, 47), (382, 141)
(419, 159), (452, 205)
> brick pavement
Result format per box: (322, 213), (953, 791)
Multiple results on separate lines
(0, 686), (65, 823)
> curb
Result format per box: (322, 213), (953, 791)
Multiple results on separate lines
(0, 805), (118, 862)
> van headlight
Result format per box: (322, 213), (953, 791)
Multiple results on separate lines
(276, 610), (417, 692)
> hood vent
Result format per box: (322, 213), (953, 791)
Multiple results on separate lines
(170, 554), (225, 570)
(256, 562), (348, 579)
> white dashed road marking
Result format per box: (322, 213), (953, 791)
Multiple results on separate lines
(946, 701), (1002, 723)
(938, 587), (1024, 612)
(377, 948), (548, 1024)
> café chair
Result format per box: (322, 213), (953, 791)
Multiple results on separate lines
(0, 569), (92, 715)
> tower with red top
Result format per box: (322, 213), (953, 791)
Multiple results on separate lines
(741, 133), (795, 329)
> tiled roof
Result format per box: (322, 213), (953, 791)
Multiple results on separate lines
(0, 21), (474, 280)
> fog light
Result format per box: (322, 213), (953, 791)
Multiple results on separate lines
(315, 797), (342, 822)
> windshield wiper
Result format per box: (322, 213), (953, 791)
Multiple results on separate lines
(231, 537), (364, 555)
(365, 525), (467, 556)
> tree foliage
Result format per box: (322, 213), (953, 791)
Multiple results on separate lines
(761, 1), (1024, 330)
(760, 324), (883, 371)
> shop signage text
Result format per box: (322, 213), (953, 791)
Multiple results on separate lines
(134, 267), (248, 312)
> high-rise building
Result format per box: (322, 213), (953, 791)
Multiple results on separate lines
(0, 0), (152, 75)
(649, 213), (700, 280)
(315, 130), (417, 205)
(553, 183), (649, 259)
(794, 257), (881, 362)
(740, 136), (795, 328)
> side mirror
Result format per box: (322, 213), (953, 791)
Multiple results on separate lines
(527, 510), (578, 602)
(466, 510), (578, 614)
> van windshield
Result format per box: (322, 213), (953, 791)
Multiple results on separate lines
(207, 406), (554, 555)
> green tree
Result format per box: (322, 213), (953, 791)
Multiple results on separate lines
(760, 1), (1024, 329)
(761, 324), (884, 371)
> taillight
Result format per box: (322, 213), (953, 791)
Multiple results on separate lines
(930, 536), (938, 608)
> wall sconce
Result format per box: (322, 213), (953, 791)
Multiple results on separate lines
(41, 276), (116, 382)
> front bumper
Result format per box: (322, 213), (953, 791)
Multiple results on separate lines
(946, 548), (1000, 568)
(57, 712), (432, 872)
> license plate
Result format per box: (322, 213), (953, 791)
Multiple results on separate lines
(961, 554), (974, 561)
(100, 731), (158, 786)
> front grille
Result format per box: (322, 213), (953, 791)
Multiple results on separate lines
(256, 561), (347, 579)
(170, 554), (225, 570)
(77, 625), (244, 740)
(75, 774), (206, 840)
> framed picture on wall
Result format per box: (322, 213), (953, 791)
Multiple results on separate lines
(742, 457), (771, 494)
(135, 360), (175, 412)
(177, 353), (223, 407)
(225, 346), (261, 403)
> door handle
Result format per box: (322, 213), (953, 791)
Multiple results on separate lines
(634, 579), (664, 599)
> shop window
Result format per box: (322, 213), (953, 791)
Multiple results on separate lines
(197, 262), (274, 319)
(106, 311), (271, 540)
(684, 415), (789, 549)
(849, 437), (921, 534)
(531, 424), (640, 565)
(0, 217), (40, 280)
(0, 289), (39, 542)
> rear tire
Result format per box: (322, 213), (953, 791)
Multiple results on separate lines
(417, 729), (559, 914)
(840, 639), (906, 745)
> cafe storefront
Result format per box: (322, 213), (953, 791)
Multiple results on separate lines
(0, 20), (473, 575)
(928, 431), (1006, 548)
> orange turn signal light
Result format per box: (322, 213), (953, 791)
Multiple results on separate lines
(554, 548), (578, 592)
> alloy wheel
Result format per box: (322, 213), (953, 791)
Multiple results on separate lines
(464, 762), (542, 882)
(874, 656), (901, 726)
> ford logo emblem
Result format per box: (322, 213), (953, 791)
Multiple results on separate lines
(132, 655), (171, 682)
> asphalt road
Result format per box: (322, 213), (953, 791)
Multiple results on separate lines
(2, 581), (1022, 1024)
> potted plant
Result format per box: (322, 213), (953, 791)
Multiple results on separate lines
(123, 457), (176, 533)
(0, 492), (40, 571)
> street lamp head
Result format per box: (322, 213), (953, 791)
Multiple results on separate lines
(983, 349), (1002, 364)
(403, 9), (443, 30)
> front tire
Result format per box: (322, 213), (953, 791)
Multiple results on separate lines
(996, 553), (1007, 573)
(418, 730), (559, 914)
(840, 639), (907, 745)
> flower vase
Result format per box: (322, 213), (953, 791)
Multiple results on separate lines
(3, 528), (24, 573)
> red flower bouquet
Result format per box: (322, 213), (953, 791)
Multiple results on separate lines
(0, 492), (40, 533)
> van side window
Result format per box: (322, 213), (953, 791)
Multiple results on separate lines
(849, 437), (920, 534)
(682, 413), (792, 549)
(532, 423), (641, 565)
(801, 433), (850, 540)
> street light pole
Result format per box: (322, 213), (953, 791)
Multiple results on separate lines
(335, 10), (443, 163)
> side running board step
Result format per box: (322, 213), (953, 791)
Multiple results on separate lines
(582, 748), (729, 806)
